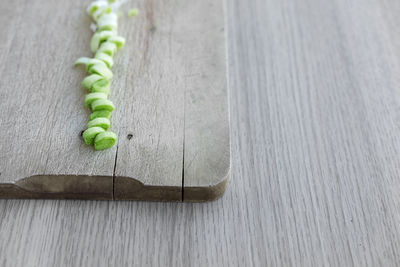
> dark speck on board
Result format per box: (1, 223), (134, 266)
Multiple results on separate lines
(127, 134), (133, 140)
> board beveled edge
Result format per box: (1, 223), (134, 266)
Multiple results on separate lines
(182, 168), (231, 202)
(113, 176), (182, 202)
(0, 175), (112, 200)
(0, 165), (230, 202)
(114, 166), (231, 202)
(183, 171), (231, 202)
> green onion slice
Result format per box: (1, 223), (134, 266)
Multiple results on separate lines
(91, 78), (110, 94)
(91, 33), (101, 52)
(91, 30), (115, 53)
(87, 1), (108, 16)
(95, 52), (114, 68)
(87, 58), (107, 71)
(92, 6), (112, 21)
(85, 92), (108, 107)
(128, 8), (139, 17)
(74, 57), (91, 67)
(98, 20), (117, 31)
(87, 117), (111, 130)
(82, 74), (103, 89)
(97, 13), (118, 31)
(90, 110), (112, 120)
(88, 63), (113, 79)
(108, 36), (125, 50)
(82, 126), (105, 145)
(97, 42), (117, 56)
(91, 99), (115, 112)
(94, 131), (118, 150)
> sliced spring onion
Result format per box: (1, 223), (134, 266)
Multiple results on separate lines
(99, 30), (116, 38)
(75, 58), (108, 72)
(90, 110), (112, 120)
(90, 33), (101, 53)
(97, 15), (118, 31)
(82, 74), (104, 89)
(95, 52), (114, 67)
(94, 131), (118, 150)
(87, 117), (111, 130)
(99, 13), (118, 22)
(128, 8), (139, 17)
(87, 58), (108, 71)
(98, 22), (117, 32)
(89, 63), (113, 79)
(87, 1), (108, 16)
(91, 30), (115, 53)
(91, 78), (110, 94)
(108, 36), (125, 50)
(74, 57), (91, 66)
(92, 6), (112, 21)
(85, 92), (108, 107)
(91, 99), (115, 112)
(82, 126), (105, 145)
(92, 9), (105, 21)
(97, 41), (117, 56)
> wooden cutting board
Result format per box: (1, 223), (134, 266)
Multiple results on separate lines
(0, 0), (230, 202)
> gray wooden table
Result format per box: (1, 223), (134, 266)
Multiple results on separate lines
(1, 0), (400, 266)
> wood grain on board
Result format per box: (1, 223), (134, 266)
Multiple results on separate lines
(0, 0), (230, 201)
(0, 0), (115, 200)
(113, 0), (230, 201)
(113, 0), (186, 201)
(180, 0), (230, 202)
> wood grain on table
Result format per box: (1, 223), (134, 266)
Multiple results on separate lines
(1, 0), (400, 266)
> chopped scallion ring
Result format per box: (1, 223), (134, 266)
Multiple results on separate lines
(82, 74), (104, 90)
(95, 52), (114, 67)
(91, 78), (110, 94)
(82, 126), (105, 145)
(85, 92), (108, 107)
(92, 6), (112, 21)
(87, 117), (111, 130)
(128, 8), (139, 17)
(91, 30), (115, 53)
(90, 110), (112, 120)
(87, 1), (108, 16)
(74, 57), (91, 67)
(87, 58), (108, 71)
(91, 99), (115, 112)
(88, 63), (113, 79)
(108, 36), (125, 50)
(98, 16), (118, 31)
(90, 33), (101, 53)
(94, 131), (118, 150)
(97, 42), (117, 56)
